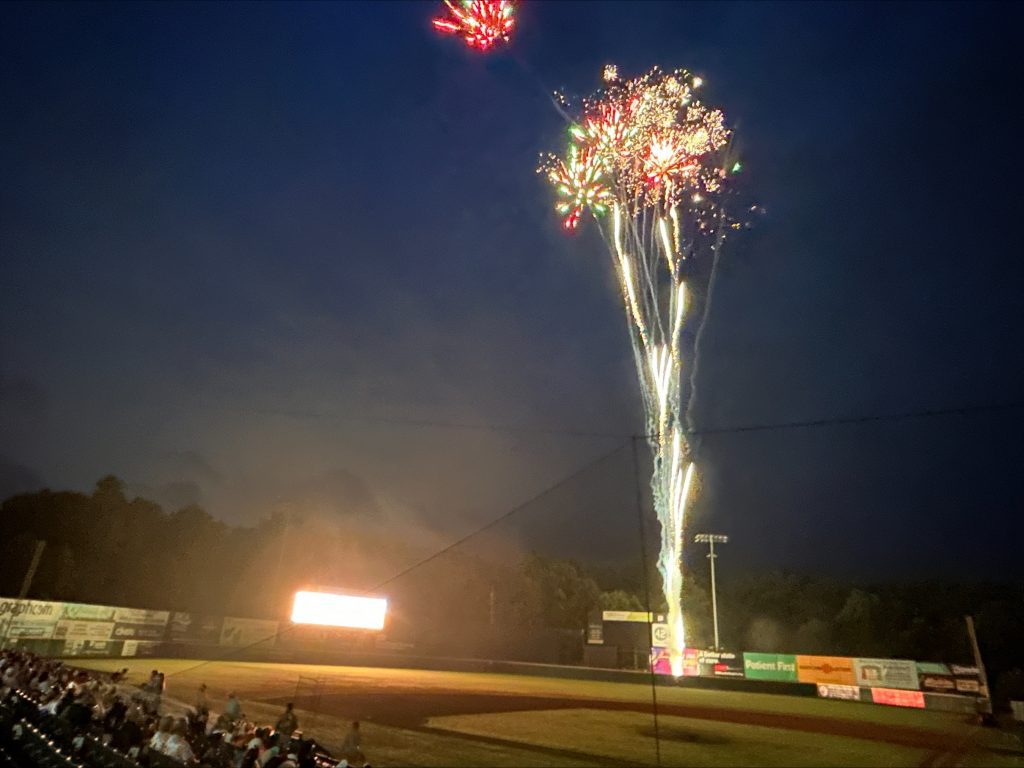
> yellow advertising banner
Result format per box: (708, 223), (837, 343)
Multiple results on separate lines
(796, 655), (856, 685)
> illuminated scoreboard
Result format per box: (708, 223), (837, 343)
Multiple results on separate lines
(290, 590), (387, 631)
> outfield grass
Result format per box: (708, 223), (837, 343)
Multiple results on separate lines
(73, 658), (1024, 767)
(429, 708), (928, 767)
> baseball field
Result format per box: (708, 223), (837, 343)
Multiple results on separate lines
(74, 658), (1024, 767)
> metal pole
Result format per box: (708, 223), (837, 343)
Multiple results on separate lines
(18, 540), (46, 599)
(965, 615), (993, 715)
(709, 538), (719, 651)
(695, 534), (728, 650)
(631, 437), (661, 768)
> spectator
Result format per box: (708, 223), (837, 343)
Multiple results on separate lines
(200, 731), (237, 768)
(164, 718), (196, 763)
(240, 744), (261, 768)
(225, 690), (242, 721)
(340, 721), (365, 766)
(103, 695), (127, 731)
(274, 702), (298, 738)
(259, 731), (282, 766)
(149, 714), (174, 753)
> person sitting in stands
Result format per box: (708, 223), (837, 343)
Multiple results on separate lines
(149, 714), (174, 754)
(164, 718), (196, 763)
(201, 731), (236, 768)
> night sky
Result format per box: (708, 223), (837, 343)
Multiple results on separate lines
(2, 2), (1022, 580)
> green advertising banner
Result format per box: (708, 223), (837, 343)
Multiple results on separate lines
(744, 652), (798, 681)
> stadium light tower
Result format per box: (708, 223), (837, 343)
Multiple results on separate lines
(694, 533), (729, 650)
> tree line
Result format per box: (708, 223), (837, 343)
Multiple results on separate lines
(1, 476), (1021, 701)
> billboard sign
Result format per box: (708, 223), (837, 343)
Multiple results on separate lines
(949, 665), (982, 695)
(651, 623), (669, 648)
(854, 658), (920, 690)
(817, 683), (861, 701)
(1, 600), (64, 639)
(60, 603), (115, 621)
(744, 653), (798, 682)
(917, 662), (956, 693)
(602, 611), (655, 623)
(220, 617), (278, 647)
(651, 647), (672, 675)
(113, 608), (169, 626)
(0, 599), (64, 620)
(53, 620), (114, 642)
(112, 623), (167, 640)
(696, 650), (745, 678)
(871, 687), (926, 708)
(797, 655), (856, 685)
(168, 612), (223, 643)
(62, 640), (118, 657)
(682, 648), (701, 676)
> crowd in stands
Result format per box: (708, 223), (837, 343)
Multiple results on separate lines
(0, 651), (367, 768)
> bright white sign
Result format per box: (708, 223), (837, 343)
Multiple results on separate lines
(291, 591), (387, 630)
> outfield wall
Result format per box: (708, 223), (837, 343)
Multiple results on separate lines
(0, 596), (980, 714)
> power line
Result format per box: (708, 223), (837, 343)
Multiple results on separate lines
(690, 399), (1024, 437)
(371, 439), (630, 591)
(164, 439), (630, 681)
(227, 397), (1024, 444)
(234, 404), (631, 440)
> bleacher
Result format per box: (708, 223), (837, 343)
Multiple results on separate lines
(1, 688), (147, 768)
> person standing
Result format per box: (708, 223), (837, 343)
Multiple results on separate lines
(225, 691), (242, 722)
(274, 702), (298, 738)
(340, 721), (364, 766)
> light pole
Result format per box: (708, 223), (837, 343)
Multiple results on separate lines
(694, 533), (728, 650)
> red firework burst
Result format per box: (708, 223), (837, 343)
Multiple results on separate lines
(433, 0), (516, 51)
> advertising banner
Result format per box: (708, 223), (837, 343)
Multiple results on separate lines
(602, 611), (654, 623)
(744, 653), (798, 682)
(1, 600), (65, 639)
(0, 599), (64, 620)
(112, 606), (170, 641)
(817, 683), (861, 701)
(62, 640), (119, 657)
(219, 617), (278, 648)
(113, 608), (169, 626)
(682, 648), (701, 676)
(120, 640), (160, 657)
(854, 658), (920, 690)
(60, 603), (116, 622)
(871, 687), (926, 708)
(112, 623), (167, 640)
(917, 662), (956, 693)
(651, 623), (669, 649)
(651, 647), (672, 675)
(797, 655), (856, 685)
(949, 665), (983, 695)
(695, 650), (745, 678)
(168, 612), (223, 643)
(587, 616), (603, 645)
(53, 620), (115, 642)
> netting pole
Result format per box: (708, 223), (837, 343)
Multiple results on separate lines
(632, 435), (661, 767)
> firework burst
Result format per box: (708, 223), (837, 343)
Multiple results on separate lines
(540, 66), (742, 676)
(433, 0), (516, 51)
